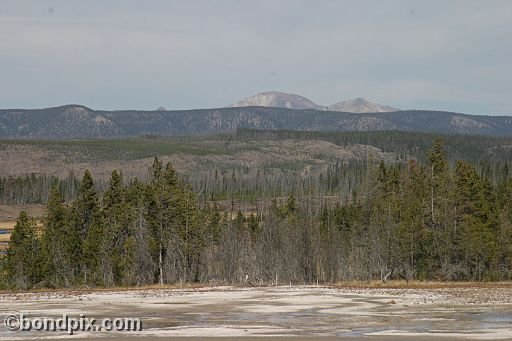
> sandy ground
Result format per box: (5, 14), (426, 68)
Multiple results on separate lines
(1, 286), (512, 340)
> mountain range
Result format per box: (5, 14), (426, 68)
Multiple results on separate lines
(231, 91), (399, 113)
(1, 104), (512, 139)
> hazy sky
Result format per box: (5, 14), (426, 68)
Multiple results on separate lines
(1, 0), (511, 114)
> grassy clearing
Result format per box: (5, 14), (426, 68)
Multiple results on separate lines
(3, 281), (512, 295)
(0, 282), (207, 295)
(0, 221), (15, 230)
(0, 138), (230, 162)
(332, 280), (512, 289)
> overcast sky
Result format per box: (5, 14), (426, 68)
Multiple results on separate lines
(1, 0), (511, 114)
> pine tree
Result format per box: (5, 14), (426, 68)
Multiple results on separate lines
(147, 158), (203, 284)
(427, 138), (449, 223)
(397, 160), (430, 280)
(69, 170), (101, 284)
(101, 170), (129, 286)
(82, 213), (105, 286)
(497, 179), (512, 279)
(426, 139), (456, 279)
(125, 178), (155, 285)
(41, 185), (78, 287)
(455, 161), (496, 280)
(6, 211), (41, 289)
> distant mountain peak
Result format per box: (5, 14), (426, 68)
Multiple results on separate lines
(231, 91), (399, 113)
(56, 104), (93, 111)
(230, 91), (324, 110)
(328, 98), (399, 113)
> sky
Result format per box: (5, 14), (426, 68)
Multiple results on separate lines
(1, 0), (511, 115)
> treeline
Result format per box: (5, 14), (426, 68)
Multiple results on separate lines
(1, 160), (201, 289)
(232, 129), (512, 166)
(2, 139), (512, 289)
(0, 160), (372, 206)
(0, 173), (80, 205)
(190, 159), (369, 204)
(320, 140), (512, 281)
(3, 130), (512, 206)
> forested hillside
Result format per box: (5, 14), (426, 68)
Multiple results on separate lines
(2, 105), (512, 138)
(1, 129), (512, 220)
(2, 130), (512, 208)
(2, 139), (512, 289)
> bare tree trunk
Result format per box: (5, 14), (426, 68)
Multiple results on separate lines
(382, 269), (392, 283)
(431, 164), (435, 222)
(159, 222), (164, 286)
